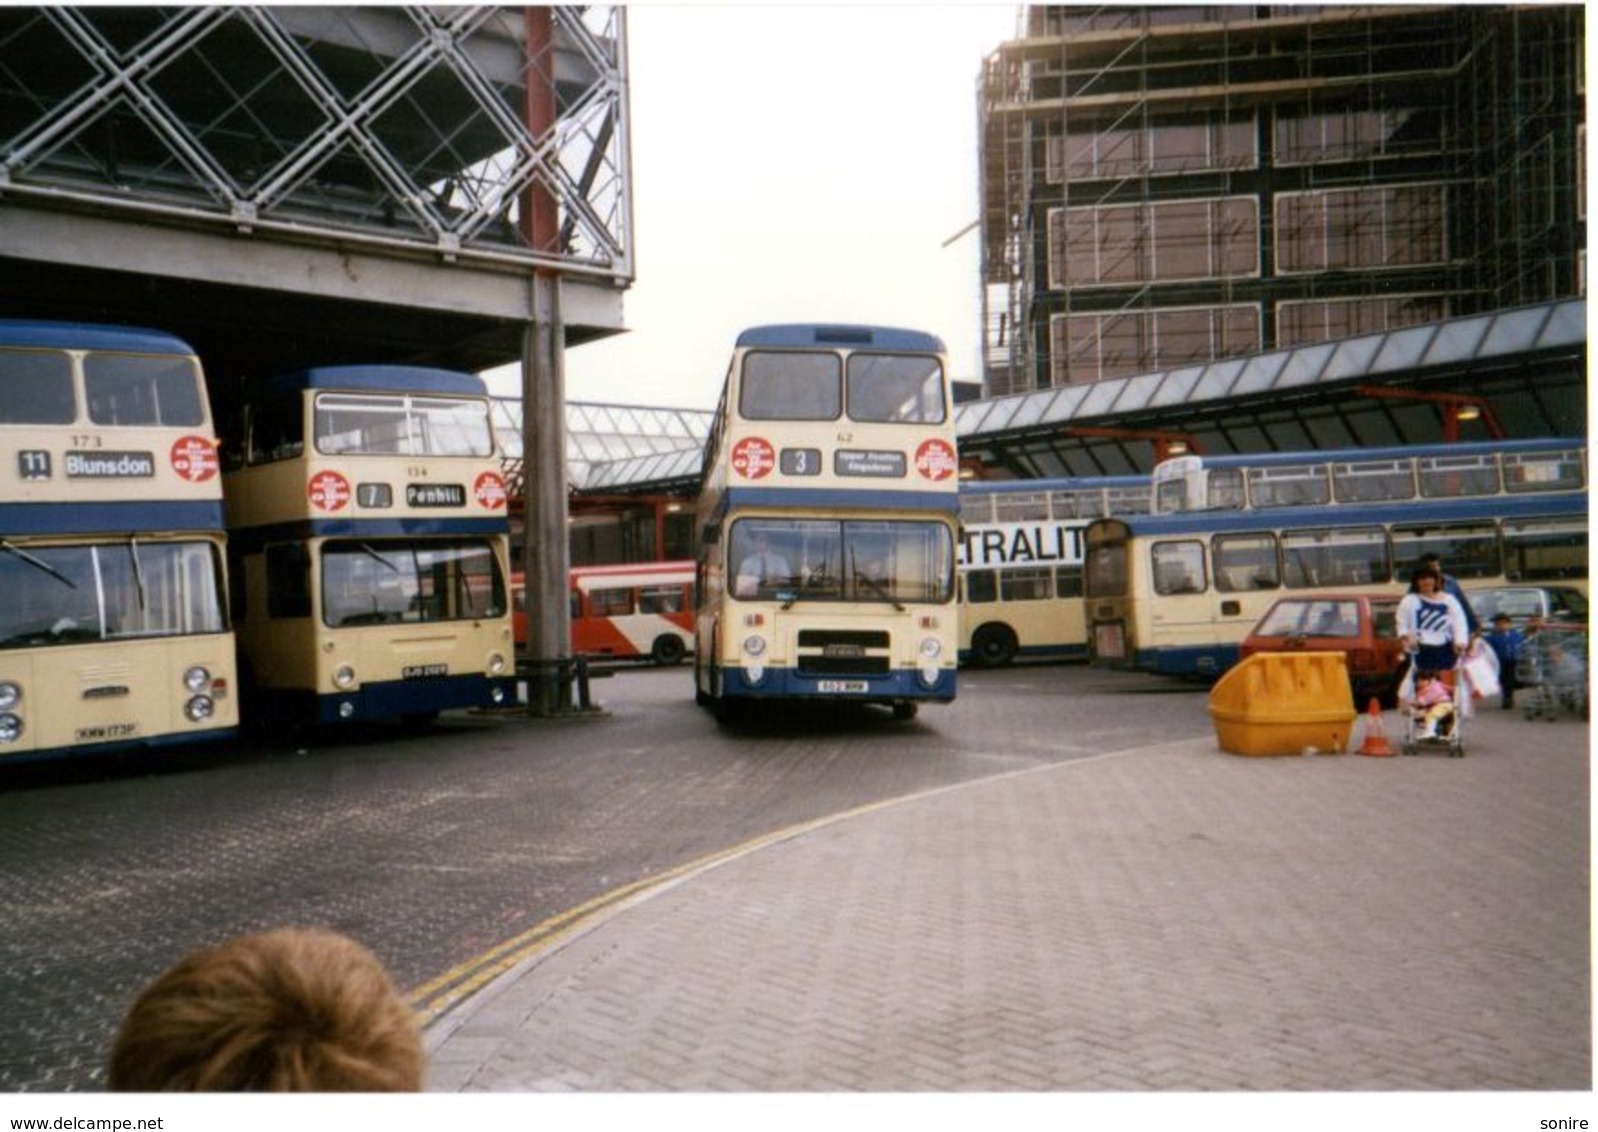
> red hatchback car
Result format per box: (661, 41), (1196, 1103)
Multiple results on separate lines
(1239, 594), (1407, 707)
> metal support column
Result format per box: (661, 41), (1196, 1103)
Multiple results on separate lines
(521, 274), (574, 714)
(520, 5), (578, 715)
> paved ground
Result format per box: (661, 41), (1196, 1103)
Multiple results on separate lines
(425, 705), (1590, 1095)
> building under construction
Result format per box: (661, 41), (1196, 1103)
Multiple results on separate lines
(978, 4), (1586, 397)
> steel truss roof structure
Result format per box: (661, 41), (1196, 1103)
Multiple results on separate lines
(0, 6), (631, 280)
(494, 399), (713, 495)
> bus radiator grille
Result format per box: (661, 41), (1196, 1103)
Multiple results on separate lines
(796, 629), (892, 677)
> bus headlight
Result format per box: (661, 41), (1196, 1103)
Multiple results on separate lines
(919, 665), (941, 688)
(743, 663), (766, 686)
(0, 682), (20, 712)
(919, 637), (943, 660)
(183, 665), (211, 692)
(0, 712), (21, 743)
(488, 652), (508, 676)
(743, 635), (767, 658)
(333, 665), (357, 689)
(184, 695), (215, 722)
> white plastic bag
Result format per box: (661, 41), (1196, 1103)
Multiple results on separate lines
(1461, 640), (1501, 707)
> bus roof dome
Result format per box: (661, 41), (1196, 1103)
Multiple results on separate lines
(735, 324), (945, 353)
(0, 318), (195, 354)
(258, 364), (487, 398)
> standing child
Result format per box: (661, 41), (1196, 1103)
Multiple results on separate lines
(1482, 612), (1525, 709)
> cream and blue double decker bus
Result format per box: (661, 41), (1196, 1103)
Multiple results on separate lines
(0, 320), (236, 760)
(694, 324), (960, 720)
(222, 365), (515, 726)
(1085, 438), (1587, 678)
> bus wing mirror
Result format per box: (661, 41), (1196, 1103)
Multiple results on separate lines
(701, 522), (721, 546)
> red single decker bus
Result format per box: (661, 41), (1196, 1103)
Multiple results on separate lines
(514, 561), (696, 665)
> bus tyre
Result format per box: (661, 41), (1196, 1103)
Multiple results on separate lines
(651, 634), (686, 666)
(891, 702), (918, 721)
(971, 624), (1018, 668)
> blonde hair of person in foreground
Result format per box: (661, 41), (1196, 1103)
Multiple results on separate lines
(108, 926), (423, 1091)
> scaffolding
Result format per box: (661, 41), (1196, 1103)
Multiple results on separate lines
(978, 5), (1585, 397)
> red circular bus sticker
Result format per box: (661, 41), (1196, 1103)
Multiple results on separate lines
(170, 435), (219, 482)
(475, 470), (508, 509)
(914, 438), (958, 481)
(308, 470), (351, 512)
(731, 436), (775, 480)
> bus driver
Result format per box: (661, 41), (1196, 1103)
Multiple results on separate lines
(735, 531), (792, 598)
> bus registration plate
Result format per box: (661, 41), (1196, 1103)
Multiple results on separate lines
(403, 664), (449, 679)
(816, 680), (869, 694)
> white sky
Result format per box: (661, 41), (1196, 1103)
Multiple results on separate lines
(485, 3), (1021, 409)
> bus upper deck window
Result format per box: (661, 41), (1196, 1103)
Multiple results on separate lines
(959, 495), (993, 524)
(1247, 465), (1329, 508)
(247, 397), (305, 465)
(84, 353), (205, 427)
(1503, 451), (1584, 493)
(1209, 469), (1245, 510)
(1333, 460), (1414, 503)
(316, 393), (409, 455)
(1107, 488), (1151, 515)
(1417, 455), (1500, 498)
(995, 492), (1047, 522)
(410, 397), (493, 457)
(739, 352), (840, 421)
(845, 354), (946, 423)
(0, 348), (74, 424)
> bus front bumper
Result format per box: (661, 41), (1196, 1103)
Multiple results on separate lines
(316, 675), (518, 724)
(717, 665), (956, 703)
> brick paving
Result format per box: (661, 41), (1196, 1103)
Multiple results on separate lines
(425, 707), (1591, 1092)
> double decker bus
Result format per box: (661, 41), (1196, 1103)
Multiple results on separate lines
(222, 365), (515, 725)
(694, 324), (960, 719)
(1084, 439), (1587, 678)
(511, 560), (696, 665)
(958, 475), (1150, 666)
(0, 320), (236, 760)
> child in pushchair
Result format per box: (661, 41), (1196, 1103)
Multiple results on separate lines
(1400, 661), (1468, 756)
(1409, 669), (1456, 740)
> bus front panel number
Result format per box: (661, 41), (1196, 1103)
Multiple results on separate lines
(780, 448), (822, 476)
(18, 450), (51, 480)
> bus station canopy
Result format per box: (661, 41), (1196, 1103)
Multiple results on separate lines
(554, 298), (1585, 495)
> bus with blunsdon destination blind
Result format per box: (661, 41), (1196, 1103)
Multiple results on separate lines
(221, 365), (516, 725)
(694, 324), (960, 720)
(0, 319), (236, 761)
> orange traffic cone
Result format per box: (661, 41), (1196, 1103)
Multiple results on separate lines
(1358, 698), (1395, 757)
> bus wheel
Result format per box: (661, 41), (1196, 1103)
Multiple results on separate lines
(651, 634), (687, 666)
(971, 624), (1018, 668)
(891, 702), (918, 721)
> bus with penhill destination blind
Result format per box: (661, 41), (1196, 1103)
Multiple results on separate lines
(221, 364), (516, 726)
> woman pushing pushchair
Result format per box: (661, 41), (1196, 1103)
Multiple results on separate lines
(1396, 565), (1472, 755)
